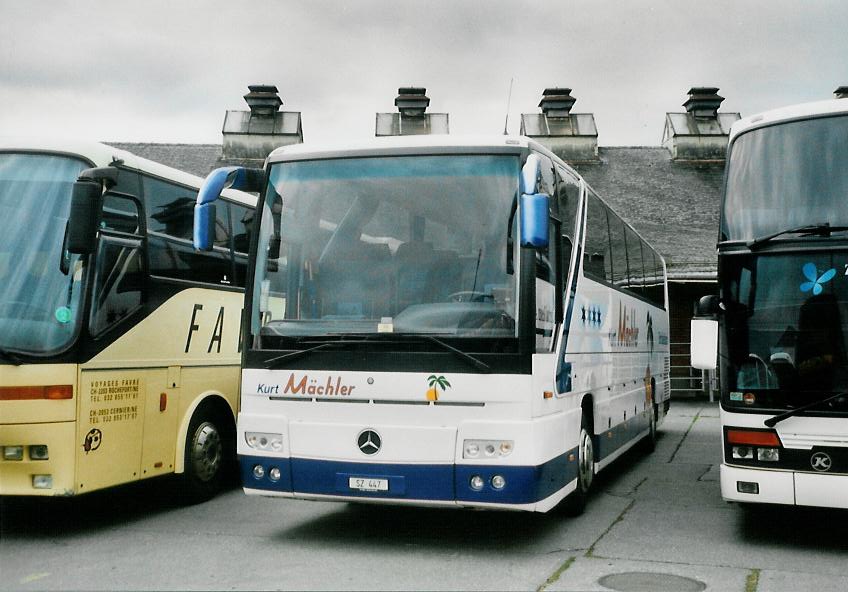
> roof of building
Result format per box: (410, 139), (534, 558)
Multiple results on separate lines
(105, 140), (723, 281)
(574, 147), (724, 281)
(105, 142), (222, 178)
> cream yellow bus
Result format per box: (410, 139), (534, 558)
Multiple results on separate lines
(0, 139), (255, 500)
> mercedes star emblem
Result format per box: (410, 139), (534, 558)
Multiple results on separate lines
(357, 429), (382, 455)
(811, 451), (833, 472)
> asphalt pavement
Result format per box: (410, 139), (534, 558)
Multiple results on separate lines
(2, 400), (848, 591)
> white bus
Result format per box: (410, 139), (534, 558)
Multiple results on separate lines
(0, 138), (254, 500)
(692, 98), (848, 508)
(195, 135), (670, 512)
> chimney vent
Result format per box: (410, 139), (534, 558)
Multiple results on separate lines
(683, 87), (725, 118)
(220, 84), (302, 166)
(663, 86), (739, 161)
(519, 87), (598, 164)
(376, 86), (448, 136)
(834, 86), (848, 99)
(244, 84), (283, 117)
(395, 87), (430, 117)
(538, 88), (577, 118)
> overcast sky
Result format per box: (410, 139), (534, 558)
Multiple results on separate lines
(1, 0), (845, 147)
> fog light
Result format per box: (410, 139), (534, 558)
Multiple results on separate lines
(469, 475), (484, 491)
(491, 475), (506, 490)
(268, 467), (281, 482)
(737, 481), (759, 494)
(732, 446), (754, 460)
(757, 448), (780, 462)
(253, 465), (265, 479)
(29, 445), (49, 460)
(3, 446), (23, 461)
(32, 475), (52, 489)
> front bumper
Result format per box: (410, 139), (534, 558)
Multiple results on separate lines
(721, 463), (848, 509)
(239, 452), (578, 511)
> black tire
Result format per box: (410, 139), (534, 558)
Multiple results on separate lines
(178, 406), (231, 503)
(562, 413), (594, 516)
(642, 402), (658, 453)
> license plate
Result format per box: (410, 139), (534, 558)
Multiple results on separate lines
(348, 477), (389, 492)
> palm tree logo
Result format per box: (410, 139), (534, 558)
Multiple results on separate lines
(426, 375), (451, 401)
(800, 262), (836, 296)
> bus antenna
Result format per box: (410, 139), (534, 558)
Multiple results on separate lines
(503, 77), (515, 135)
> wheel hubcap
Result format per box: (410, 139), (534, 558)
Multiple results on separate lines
(578, 429), (594, 491)
(191, 422), (221, 482)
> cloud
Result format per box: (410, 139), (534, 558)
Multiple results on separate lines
(0, 0), (845, 145)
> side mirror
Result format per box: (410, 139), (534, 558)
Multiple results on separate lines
(519, 192), (550, 249)
(691, 318), (718, 370)
(67, 179), (103, 254)
(194, 166), (265, 251)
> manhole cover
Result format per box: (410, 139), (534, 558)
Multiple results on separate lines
(598, 572), (706, 592)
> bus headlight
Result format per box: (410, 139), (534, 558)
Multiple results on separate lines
(757, 448), (780, 462)
(3, 446), (23, 461)
(245, 432), (283, 452)
(463, 440), (514, 459)
(29, 445), (49, 460)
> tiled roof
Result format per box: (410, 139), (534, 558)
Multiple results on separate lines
(105, 142), (222, 178)
(573, 147), (724, 281)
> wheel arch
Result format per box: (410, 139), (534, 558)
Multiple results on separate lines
(174, 392), (236, 474)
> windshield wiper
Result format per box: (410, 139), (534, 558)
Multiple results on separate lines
(747, 223), (848, 250)
(264, 342), (337, 368)
(764, 391), (848, 427)
(0, 348), (24, 365)
(420, 335), (491, 373)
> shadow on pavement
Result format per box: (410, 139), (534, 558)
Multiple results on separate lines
(0, 477), (238, 539)
(736, 503), (848, 551)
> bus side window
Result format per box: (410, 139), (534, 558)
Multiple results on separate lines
(89, 236), (145, 336)
(555, 165), (580, 284)
(608, 211), (628, 288)
(231, 201), (254, 288)
(625, 225), (646, 297)
(142, 175), (232, 286)
(583, 193), (611, 282)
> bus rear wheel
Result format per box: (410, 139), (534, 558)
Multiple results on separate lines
(562, 414), (594, 516)
(179, 407), (230, 503)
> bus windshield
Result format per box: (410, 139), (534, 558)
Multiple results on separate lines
(722, 114), (848, 242)
(0, 153), (87, 354)
(722, 252), (848, 410)
(252, 154), (520, 345)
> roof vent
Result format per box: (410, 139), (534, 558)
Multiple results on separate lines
(539, 88), (577, 118)
(376, 87), (449, 136)
(683, 87), (724, 118)
(221, 84), (302, 165)
(663, 86), (740, 162)
(834, 86), (848, 99)
(395, 87), (430, 117)
(520, 87), (598, 163)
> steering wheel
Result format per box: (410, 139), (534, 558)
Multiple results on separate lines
(448, 291), (493, 303)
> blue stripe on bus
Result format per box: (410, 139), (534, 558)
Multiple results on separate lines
(239, 448), (579, 505)
(593, 408), (650, 462)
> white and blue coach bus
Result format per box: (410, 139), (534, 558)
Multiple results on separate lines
(194, 136), (670, 513)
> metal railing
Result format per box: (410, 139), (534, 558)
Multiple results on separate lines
(670, 342), (718, 401)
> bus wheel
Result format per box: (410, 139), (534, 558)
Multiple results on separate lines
(642, 403), (658, 453)
(180, 408), (227, 503)
(563, 414), (594, 516)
